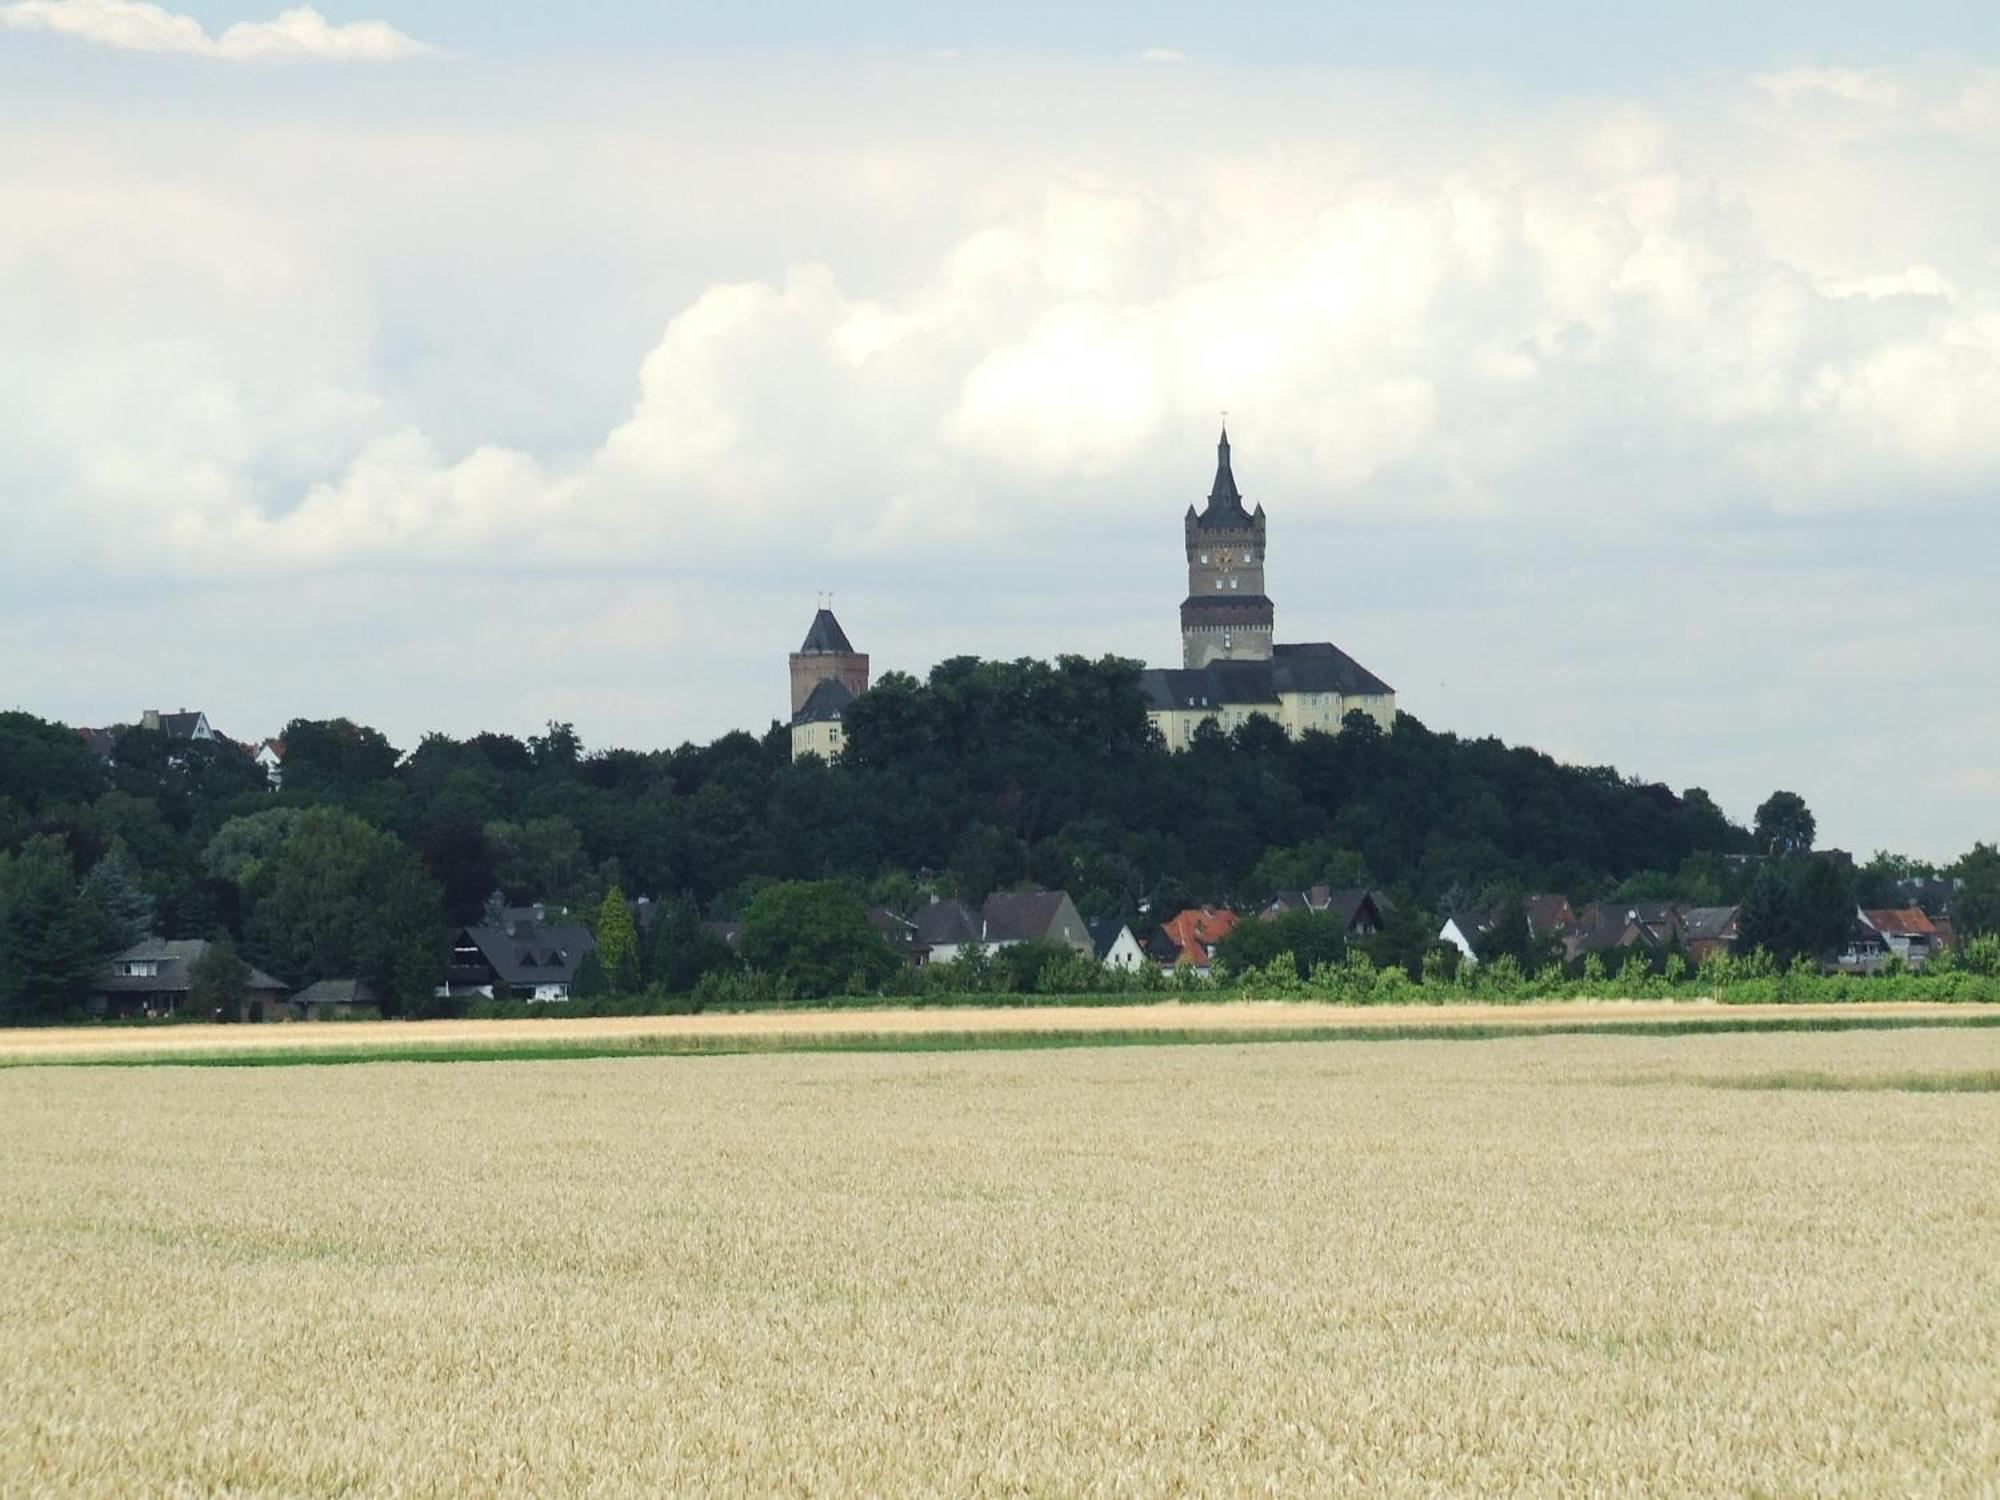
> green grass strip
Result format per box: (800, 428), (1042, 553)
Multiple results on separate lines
(6, 1010), (2000, 1071)
(1703, 1068), (2000, 1093)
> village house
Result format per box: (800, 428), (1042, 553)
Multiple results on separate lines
(252, 738), (285, 788)
(911, 890), (1094, 965)
(1681, 906), (1742, 964)
(279, 979), (384, 1022)
(1258, 886), (1393, 936)
(440, 906), (597, 1002)
(1151, 905), (1239, 974)
(89, 938), (289, 1021)
(1086, 918), (1146, 972)
(1838, 907), (1942, 974)
(865, 905), (922, 964)
(1564, 902), (1683, 964)
(1438, 895), (1574, 968)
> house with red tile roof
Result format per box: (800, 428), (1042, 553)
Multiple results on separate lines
(1151, 906), (1240, 973)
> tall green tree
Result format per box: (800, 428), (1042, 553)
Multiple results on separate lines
(82, 845), (156, 948)
(740, 881), (896, 999)
(1754, 791), (1816, 857)
(187, 941), (253, 1020)
(641, 900), (738, 993)
(595, 886), (642, 993)
(243, 808), (446, 1014)
(1952, 843), (2000, 940)
(0, 837), (111, 1023)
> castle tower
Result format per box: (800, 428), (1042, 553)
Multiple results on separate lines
(790, 608), (868, 715)
(788, 607), (869, 761)
(1180, 427), (1273, 669)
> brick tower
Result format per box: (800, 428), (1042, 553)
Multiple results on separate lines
(789, 607), (869, 716)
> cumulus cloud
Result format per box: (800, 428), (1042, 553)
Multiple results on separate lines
(0, 0), (433, 60)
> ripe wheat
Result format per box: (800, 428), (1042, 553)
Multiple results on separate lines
(2, 1027), (1997, 1494)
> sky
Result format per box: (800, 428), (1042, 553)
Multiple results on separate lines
(1, 2), (1996, 862)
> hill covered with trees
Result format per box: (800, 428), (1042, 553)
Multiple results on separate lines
(2, 657), (1994, 1019)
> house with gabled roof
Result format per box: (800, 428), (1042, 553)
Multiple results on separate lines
(1087, 917), (1145, 972)
(1564, 902), (1684, 963)
(910, 890), (1093, 965)
(1838, 907), (1941, 973)
(89, 938), (289, 1021)
(1154, 905), (1239, 974)
(1258, 886), (1392, 936)
(1682, 906), (1741, 963)
(441, 909), (597, 1002)
(1439, 895), (1573, 967)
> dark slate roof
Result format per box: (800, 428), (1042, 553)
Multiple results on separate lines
(1141, 644), (1393, 713)
(1193, 428), (1259, 528)
(291, 978), (382, 1006)
(799, 608), (855, 654)
(1270, 642), (1395, 697)
(982, 890), (1073, 944)
(791, 676), (856, 726)
(865, 906), (918, 947)
(156, 711), (208, 738)
(94, 939), (287, 996)
(913, 898), (981, 948)
(460, 923), (596, 985)
(1321, 888), (1383, 930)
(1682, 906), (1740, 943)
(1085, 917), (1130, 961)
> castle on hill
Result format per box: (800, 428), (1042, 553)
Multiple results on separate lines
(786, 428), (1395, 761)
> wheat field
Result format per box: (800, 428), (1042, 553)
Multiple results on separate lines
(3, 1028), (1998, 1495)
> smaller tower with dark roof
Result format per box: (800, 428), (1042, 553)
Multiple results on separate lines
(1180, 427), (1273, 668)
(788, 607), (869, 760)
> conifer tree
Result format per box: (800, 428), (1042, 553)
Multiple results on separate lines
(595, 886), (641, 994)
(83, 845), (156, 949)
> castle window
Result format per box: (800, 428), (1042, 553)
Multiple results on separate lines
(1213, 579), (1223, 589)
(1229, 578), (1238, 589)
(1199, 553), (1208, 564)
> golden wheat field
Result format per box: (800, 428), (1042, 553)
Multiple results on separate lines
(3, 1027), (1999, 1495)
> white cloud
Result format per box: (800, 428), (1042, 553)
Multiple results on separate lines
(1139, 48), (1186, 65)
(0, 0), (433, 60)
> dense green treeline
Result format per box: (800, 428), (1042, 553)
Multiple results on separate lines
(2, 656), (1996, 1021)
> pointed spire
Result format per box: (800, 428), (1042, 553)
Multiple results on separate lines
(1211, 425), (1240, 504)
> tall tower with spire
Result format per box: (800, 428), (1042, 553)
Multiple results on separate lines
(1180, 427), (1273, 669)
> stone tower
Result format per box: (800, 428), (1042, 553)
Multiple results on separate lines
(1180, 427), (1272, 669)
(789, 607), (869, 717)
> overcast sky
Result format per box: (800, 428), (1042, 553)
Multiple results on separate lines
(2, 2), (1996, 861)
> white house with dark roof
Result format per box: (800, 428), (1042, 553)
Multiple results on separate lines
(912, 890), (1094, 965)
(440, 909), (597, 1002)
(1087, 917), (1145, 972)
